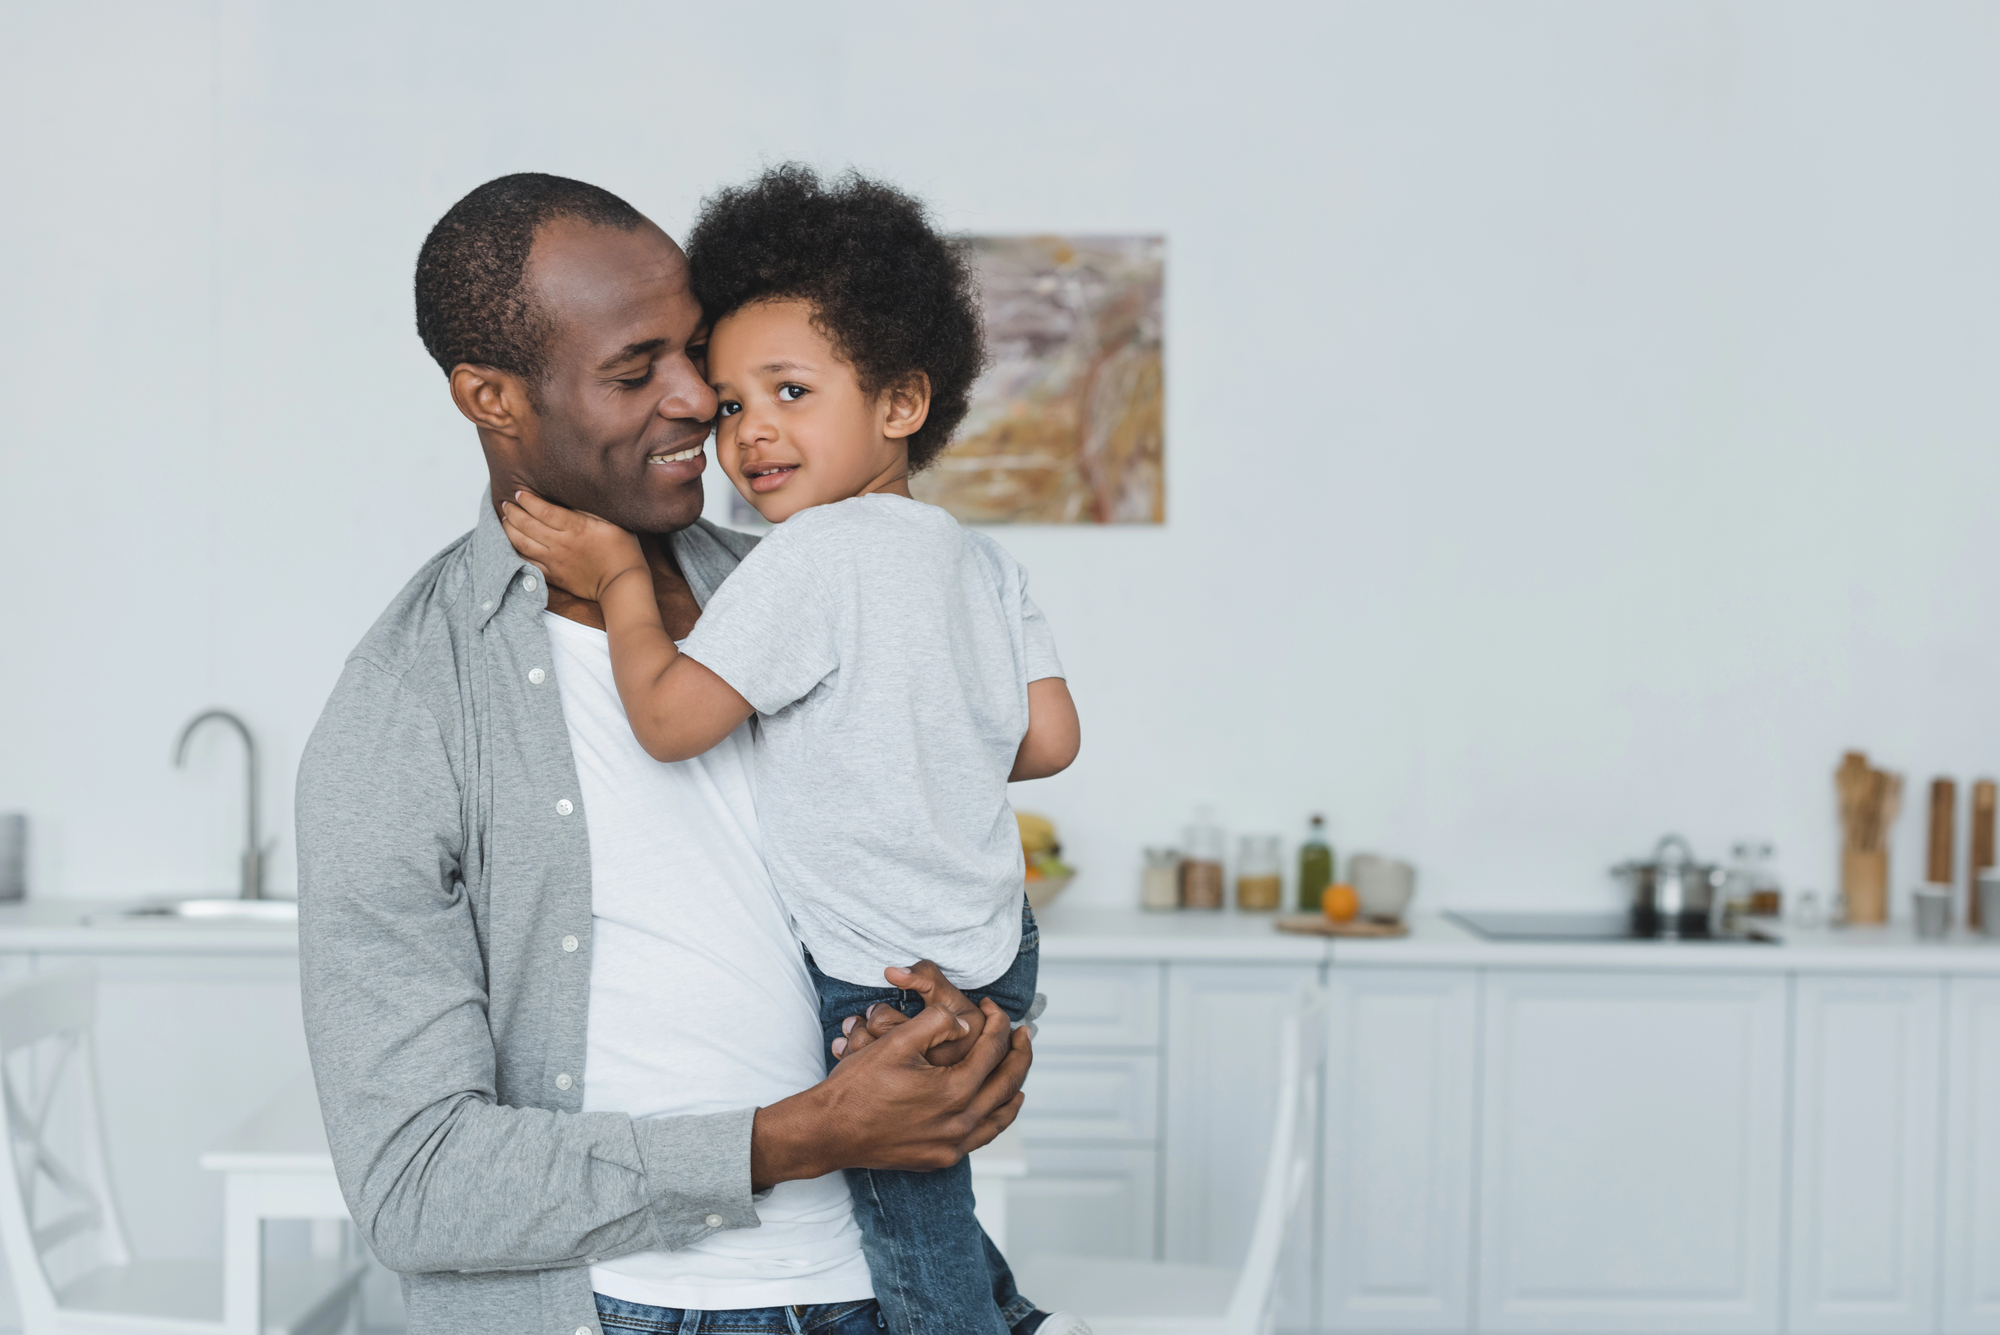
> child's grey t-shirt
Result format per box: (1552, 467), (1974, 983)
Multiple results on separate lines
(679, 493), (1065, 990)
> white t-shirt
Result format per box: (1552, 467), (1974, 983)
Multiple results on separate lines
(681, 494), (1066, 990)
(543, 611), (874, 1311)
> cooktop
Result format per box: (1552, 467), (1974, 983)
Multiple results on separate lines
(1446, 910), (1779, 944)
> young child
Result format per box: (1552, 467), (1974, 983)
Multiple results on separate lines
(500, 166), (1083, 1335)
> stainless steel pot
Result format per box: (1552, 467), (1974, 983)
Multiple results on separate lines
(1611, 834), (1722, 938)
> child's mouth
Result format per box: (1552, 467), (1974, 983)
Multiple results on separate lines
(745, 465), (798, 494)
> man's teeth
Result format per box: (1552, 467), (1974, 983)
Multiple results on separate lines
(650, 446), (702, 464)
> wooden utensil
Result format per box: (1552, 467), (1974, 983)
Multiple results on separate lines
(1929, 777), (1958, 887)
(1837, 751), (1901, 924)
(1972, 779), (1996, 929)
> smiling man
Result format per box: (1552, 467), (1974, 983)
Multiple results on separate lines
(296, 174), (1035, 1335)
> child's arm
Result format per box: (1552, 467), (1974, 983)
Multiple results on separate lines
(1009, 677), (1080, 781)
(501, 491), (754, 762)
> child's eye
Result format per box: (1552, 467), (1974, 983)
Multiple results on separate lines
(777, 383), (808, 402)
(717, 400), (741, 417)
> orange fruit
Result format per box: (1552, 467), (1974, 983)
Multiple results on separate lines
(1322, 884), (1360, 924)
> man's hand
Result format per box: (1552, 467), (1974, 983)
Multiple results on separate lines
(749, 994), (1031, 1189)
(500, 490), (649, 603)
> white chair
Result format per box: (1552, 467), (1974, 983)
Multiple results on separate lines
(1013, 984), (1325, 1335)
(0, 967), (361, 1335)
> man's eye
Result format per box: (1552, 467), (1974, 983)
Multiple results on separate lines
(617, 368), (653, 389)
(777, 383), (807, 402)
(717, 400), (741, 417)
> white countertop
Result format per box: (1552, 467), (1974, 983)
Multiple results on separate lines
(5, 897), (2000, 974)
(1037, 902), (2000, 973)
(0, 900), (302, 954)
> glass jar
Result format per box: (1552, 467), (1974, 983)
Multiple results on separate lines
(1141, 848), (1181, 912)
(1237, 835), (1283, 911)
(1180, 809), (1225, 910)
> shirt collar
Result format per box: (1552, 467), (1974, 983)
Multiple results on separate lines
(468, 493), (546, 630)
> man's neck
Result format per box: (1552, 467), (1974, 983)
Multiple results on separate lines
(545, 529), (703, 639)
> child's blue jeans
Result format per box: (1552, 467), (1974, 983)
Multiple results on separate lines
(804, 898), (1041, 1335)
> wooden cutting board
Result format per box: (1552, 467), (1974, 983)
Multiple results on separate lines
(1275, 913), (1409, 938)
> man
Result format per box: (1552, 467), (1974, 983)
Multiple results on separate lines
(297, 174), (1035, 1335)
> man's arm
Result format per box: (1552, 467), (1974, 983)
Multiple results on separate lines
(298, 658), (1028, 1273)
(299, 658), (757, 1273)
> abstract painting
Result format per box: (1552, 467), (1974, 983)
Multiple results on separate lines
(915, 235), (1165, 524)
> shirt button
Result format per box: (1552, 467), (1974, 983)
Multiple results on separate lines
(704, 1214), (723, 1229)
(561, 935), (579, 953)
(556, 1073), (573, 1090)
(481, 601), (493, 612)
(523, 575), (538, 592)
(529, 668), (546, 685)
(576, 1326), (591, 1335)
(556, 799), (574, 816)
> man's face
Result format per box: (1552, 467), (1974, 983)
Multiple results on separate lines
(511, 218), (718, 535)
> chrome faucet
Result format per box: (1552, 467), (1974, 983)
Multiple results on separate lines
(173, 709), (269, 899)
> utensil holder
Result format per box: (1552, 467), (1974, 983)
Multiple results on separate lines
(1843, 848), (1889, 923)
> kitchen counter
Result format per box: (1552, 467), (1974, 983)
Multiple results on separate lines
(4, 895), (1999, 974)
(0, 899), (300, 955)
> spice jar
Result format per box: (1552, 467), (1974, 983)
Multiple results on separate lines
(1180, 810), (1225, 910)
(1141, 848), (1181, 912)
(1236, 834), (1283, 911)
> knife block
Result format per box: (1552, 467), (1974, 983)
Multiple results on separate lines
(1843, 848), (1889, 924)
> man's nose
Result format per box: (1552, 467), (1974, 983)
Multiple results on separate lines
(657, 361), (719, 423)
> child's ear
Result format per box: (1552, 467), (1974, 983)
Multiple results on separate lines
(880, 372), (932, 440)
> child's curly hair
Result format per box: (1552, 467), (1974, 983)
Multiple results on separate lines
(685, 164), (985, 472)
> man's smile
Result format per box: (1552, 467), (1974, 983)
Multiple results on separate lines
(648, 444), (704, 465)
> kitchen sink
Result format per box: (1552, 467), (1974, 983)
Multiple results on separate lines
(111, 898), (298, 924)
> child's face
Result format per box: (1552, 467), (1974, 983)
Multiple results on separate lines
(707, 298), (926, 523)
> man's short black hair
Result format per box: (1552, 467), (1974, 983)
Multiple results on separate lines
(414, 173), (646, 388)
(685, 165), (985, 472)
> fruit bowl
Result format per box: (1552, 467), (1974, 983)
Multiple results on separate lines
(1026, 873), (1073, 912)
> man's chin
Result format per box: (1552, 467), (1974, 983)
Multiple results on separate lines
(602, 480), (708, 537)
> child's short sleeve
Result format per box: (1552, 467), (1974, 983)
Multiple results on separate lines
(680, 527), (841, 714)
(1021, 588), (1065, 683)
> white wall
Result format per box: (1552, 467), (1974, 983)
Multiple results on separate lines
(3, 1), (1998, 914)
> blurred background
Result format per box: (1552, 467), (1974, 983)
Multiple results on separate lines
(6, 1), (1998, 912)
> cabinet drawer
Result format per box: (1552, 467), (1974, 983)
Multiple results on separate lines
(1036, 962), (1161, 1048)
(1018, 1053), (1159, 1142)
(1009, 1146), (1160, 1263)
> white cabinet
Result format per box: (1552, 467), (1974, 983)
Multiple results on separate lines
(1008, 1146), (1159, 1263)
(1477, 971), (1787, 1334)
(1319, 968), (1476, 1332)
(1165, 962), (1322, 1327)
(1944, 977), (2000, 1334)
(1789, 975), (1942, 1333)
(1010, 962), (1166, 1265)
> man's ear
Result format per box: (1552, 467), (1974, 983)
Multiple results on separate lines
(879, 372), (932, 441)
(449, 363), (535, 438)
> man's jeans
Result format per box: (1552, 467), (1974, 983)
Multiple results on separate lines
(804, 899), (1042, 1335)
(595, 1294), (884, 1334)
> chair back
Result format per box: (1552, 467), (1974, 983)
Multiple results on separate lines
(1222, 983), (1325, 1335)
(0, 968), (131, 1327)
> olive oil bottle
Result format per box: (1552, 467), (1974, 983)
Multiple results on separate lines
(1298, 813), (1334, 912)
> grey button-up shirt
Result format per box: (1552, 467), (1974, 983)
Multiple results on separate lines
(296, 497), (761, 1335)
